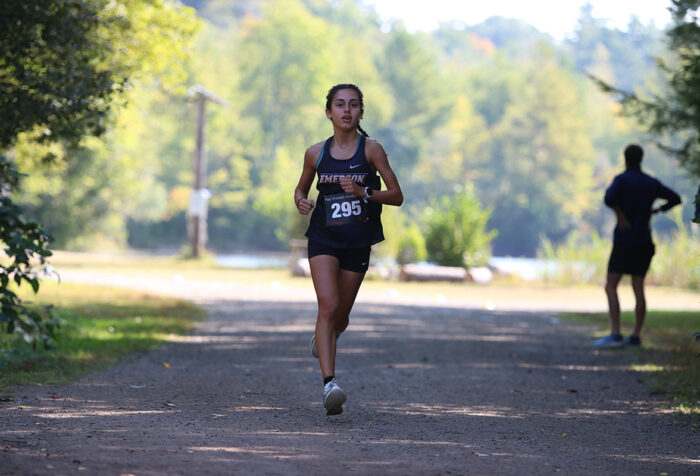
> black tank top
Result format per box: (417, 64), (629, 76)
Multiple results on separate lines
(305, 135), (384, 248)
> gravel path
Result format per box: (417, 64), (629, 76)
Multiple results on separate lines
(1, 274), (698, 475)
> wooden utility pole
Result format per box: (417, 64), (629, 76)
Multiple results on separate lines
(187, 85), (227, 258)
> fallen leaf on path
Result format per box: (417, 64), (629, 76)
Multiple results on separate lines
(162, 363), (171, 368)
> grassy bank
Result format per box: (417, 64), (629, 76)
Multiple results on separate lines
(0, 281), (206, 391)
(562, 310), (700, 415)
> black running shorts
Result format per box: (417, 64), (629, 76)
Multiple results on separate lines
(307, 240), (371, 273)
(607, 242), (655, 276)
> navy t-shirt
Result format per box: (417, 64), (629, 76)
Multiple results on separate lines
(305, 135), (384, 248)
(604, 166), (681, 244)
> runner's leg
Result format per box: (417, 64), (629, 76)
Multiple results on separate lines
(334, 268), (365, 338)
(309, 255), (340, 378)
(604, 272), (623, 335)
(630, 275), (646, 337)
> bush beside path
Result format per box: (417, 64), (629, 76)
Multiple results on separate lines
(1, 272), (698, 475)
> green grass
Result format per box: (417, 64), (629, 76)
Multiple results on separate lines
(561, 310), (700, 415)
(0, 281), (206, 391)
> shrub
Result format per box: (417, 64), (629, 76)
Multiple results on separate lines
(0, 154), (56, 348)
(424, 188), (497, 268)
(375, 206), (427, 265)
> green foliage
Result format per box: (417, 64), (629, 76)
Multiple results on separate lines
(0, 0), (197, 151)
(648, 209), (700, 289)
(424, 189), (496, 268)
(591, 1), (700, 178)
(5, 0), (687, 258)
(379, 27), (452, 181)
(568, 4), (664, 93)
(538, 230), (609, 285)
(0, 154), (57, 348)
(0, 0), (116, 150)
(395, 223), (427, 265)
(376, 206), (427, 265)
(4, 0), (200, 249)
(0, 0), (199, 359)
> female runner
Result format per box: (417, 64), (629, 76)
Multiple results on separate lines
(294, 83), (403, 415)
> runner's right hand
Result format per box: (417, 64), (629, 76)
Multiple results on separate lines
(297, 199), (314, 215)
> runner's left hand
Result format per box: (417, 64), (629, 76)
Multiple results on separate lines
(340, 176), (360, 196)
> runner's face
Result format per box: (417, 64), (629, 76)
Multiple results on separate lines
(326, 89), (363, 131)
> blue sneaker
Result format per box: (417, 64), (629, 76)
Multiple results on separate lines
(593, 334), (624, 348)
(623, 335), (641, 347)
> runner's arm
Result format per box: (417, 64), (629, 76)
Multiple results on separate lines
(652, 182), (681, 214)
(294, 145), (321, 215)
(340, 139), (403, 206)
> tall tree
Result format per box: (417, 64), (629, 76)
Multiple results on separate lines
(0, 0), (198, 344)
(236, 0), (337, 241)
(479, 48), (596, 255)
(378, 26), (452, 194)
(592, 0), (700, 178)
(5, 0), (199, 248)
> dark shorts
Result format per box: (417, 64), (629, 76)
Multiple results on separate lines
(607, 243), (655, 276)
(307, 240), (371, 273)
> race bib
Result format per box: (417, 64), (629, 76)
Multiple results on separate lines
(324, 192), (366, 226)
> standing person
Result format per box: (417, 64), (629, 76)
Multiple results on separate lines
(294, 84), (403, 415)
(594, 144), (681, 348)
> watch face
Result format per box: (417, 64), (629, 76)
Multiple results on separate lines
(366, 187), (373, 196)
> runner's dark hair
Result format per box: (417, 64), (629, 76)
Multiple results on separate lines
(325, 83), (369, 137)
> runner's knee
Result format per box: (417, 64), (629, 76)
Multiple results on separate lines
(317, 298), (339, 320)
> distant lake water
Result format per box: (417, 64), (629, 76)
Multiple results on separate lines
(216, 253), (551, 280)
(216, 253), (288, 269)
(488, 256), (554, 281)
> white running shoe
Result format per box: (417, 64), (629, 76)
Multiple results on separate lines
(310, 333), (339, 359)
(323, 378), (346, 415)
(311, 334), (318, 358)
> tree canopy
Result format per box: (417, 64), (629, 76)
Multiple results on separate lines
(0, 0), (198, 345)
(0, 0), (198, 152)
(592, 0), (700, 178)
(5, 0), (697, 260)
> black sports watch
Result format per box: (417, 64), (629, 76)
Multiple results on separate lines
(364, 187), (373, 199)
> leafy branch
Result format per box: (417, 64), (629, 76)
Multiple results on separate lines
(0, 154), (57, 349)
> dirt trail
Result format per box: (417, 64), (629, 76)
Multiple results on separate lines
(1, 274), (698, 475)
